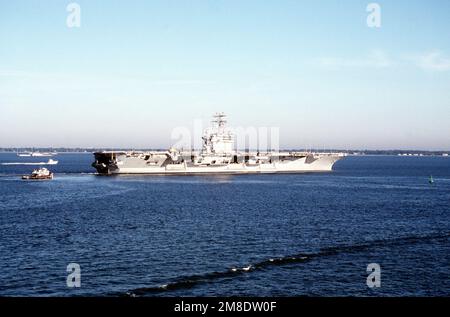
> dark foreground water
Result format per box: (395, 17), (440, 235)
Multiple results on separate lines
(0, 153), (449, 296)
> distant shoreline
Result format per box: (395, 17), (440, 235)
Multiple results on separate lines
(1, 148), (449, 156)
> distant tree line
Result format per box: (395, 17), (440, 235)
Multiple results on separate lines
(0, 147), (448, 156)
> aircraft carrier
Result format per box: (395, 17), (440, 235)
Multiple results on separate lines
(92, 113), (345, 175)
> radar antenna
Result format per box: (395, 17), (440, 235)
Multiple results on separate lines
(212, 112), (227, 132)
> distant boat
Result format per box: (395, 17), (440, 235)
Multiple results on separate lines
(1, 159), (58, 166)
(429, 175), (434, 184)
(31, 152), (56, 157)
(17, 152), (56, 157)
(17, 152), (32, 157)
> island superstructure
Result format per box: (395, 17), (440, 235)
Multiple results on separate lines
(92, 113), (346, 175)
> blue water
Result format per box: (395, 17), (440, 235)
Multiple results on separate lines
(0, 153), (449, 296)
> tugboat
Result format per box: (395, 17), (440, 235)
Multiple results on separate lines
(22, 168), (54, 180)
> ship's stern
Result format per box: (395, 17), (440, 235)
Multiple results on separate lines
(92, 152), (120, 175)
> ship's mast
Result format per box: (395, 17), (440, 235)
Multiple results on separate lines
(202, 113), (234, 155)
(212, 112), (227, 134)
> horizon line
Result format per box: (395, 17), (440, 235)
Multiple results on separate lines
(1, 147), (449, 153)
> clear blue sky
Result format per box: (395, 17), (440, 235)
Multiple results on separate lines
(1, 0), (449, 150)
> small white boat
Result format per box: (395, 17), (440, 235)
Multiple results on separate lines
(31, 152), (55, 157)
(17, 152), (56, 157)
(1, 159), (58, 166)
(17, 152), (32, 157)
(46, 159), (58, 165)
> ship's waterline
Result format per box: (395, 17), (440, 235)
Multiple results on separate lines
(92, 113), (346, 175)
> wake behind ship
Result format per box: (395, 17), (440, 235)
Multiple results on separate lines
(92, 113), (346, 175)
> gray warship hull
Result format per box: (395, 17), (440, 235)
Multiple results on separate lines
(92, 151), (344, 175)
(92, 113), (345, 175)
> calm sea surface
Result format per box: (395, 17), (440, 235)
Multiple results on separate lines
(0, 153), (449, 296)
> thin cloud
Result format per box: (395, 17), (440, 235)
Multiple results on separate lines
(0, 70), (48, 78)
(317, 50), (450, 73)
(410, 50), (450, 72)
(0, 70), (207, 85)
(317, 50), (393, 70)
